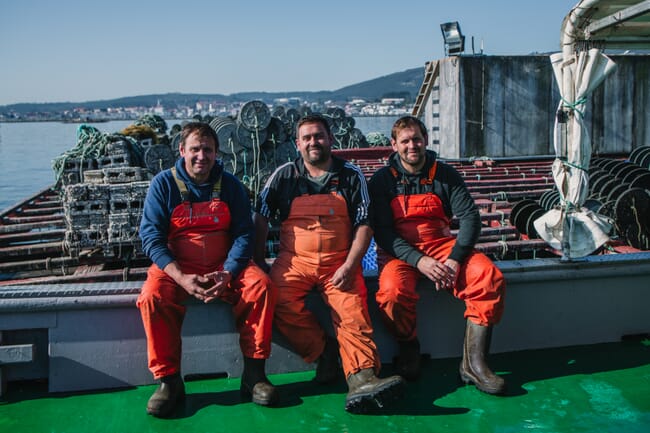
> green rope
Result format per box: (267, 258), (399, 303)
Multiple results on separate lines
(135, 114), (168, 135)
(561, 96), (587, 117)
(51, 124), (144, 186)
(604, 243), (617, 254)
(52, 125), (109, 184)
(561, 198), (578, 210)
(562, 159), (588, 172)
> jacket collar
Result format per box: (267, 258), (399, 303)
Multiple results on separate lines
(173, 158), (224, 186)
(294, 154), (345, 176)
(388, 149), (438, 177)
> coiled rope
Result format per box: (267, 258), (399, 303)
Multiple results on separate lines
(51, 124), (144, 185)
(135, 114), (168, 135)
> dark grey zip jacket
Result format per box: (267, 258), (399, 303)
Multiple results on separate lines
(368, 150), (480, 266)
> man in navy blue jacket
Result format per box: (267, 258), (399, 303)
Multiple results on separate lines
(138, 122), (277, 418)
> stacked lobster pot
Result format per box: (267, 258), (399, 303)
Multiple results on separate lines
(58, 157), (98, 186)
(56, 114), (183, 260)
(61, 139), (152, 259)
(270, 105), (369, 150)
(200, 101), (300, 201)
(62, 182), (111, 255)
(321, 106), (369, 150)
(170, 100), (372, 202)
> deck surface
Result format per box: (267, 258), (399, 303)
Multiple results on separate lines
(2, 340), (649, 433)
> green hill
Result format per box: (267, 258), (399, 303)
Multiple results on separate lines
(0, 67), (424, 115)
(331, 67), (423, 101)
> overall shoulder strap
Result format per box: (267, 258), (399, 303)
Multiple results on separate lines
(390, 161), (439, 194)
(170, 167), (190, 202)
(171, 166), (222, 201)
(211, 176), (222, 199)
(419, 160), (438, 187)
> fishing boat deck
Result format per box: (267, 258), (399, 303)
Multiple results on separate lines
(2, 340), (649, 433)
(1, 151), (645, 284)
(1, 150), (649, 432)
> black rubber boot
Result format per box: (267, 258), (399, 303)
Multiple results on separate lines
(240, 357), (278, 406)
(146, 373), (185, 418)
(345, 368), (405, 414)
(395, 338), (421, 381)
(459, 320), (506, 395)
(315, 336), (342, 384)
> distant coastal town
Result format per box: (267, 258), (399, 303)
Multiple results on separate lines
(0, 96), (411, 123)
(0, 66), (424, 122)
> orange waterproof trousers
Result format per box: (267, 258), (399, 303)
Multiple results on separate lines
(138, 263), (276, 379)
(377, 241), (505, 341)
(271, 193), (380, 377)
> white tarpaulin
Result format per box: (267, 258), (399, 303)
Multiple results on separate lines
(534, 48), (617, 259)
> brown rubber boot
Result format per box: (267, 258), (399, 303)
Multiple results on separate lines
(459, 320), (506, 395)
(315, 336), (342, 384)
(345, 368), (405, 414)
(146, 373), (185, 418)
(395, 338), (421, 381)
(240, 357), (278, 406)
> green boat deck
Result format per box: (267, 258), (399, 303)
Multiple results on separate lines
(2, 340), (649, 433)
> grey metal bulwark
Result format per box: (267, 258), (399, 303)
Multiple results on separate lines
(1, 252), (649, 394)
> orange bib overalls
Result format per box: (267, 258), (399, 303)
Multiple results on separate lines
(271, 191), (380, 377)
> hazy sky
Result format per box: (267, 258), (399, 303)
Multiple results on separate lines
(0, 0), (577, 105)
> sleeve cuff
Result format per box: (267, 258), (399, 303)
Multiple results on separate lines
(449, 244), (473, 264)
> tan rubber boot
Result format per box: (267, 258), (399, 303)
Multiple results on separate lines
(459, 320), (506, 395)
(345, 368), (405, 414)
(146, 373), (185, 417)
(240, 357), (279, 406)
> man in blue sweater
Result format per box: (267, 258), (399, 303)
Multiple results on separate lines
(137, 122), (277, 418)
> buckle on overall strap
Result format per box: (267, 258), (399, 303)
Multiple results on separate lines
(390, 166), (408, 195)
(389, 167), (408, 184)
(419, 161), (438, 185)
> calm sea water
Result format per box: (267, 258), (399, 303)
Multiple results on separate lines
(0, 116), (397, 211)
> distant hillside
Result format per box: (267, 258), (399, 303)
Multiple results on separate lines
(331, 67), (424, 101)
(0, 67), (425, 115)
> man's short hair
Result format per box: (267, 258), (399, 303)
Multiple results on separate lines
(295, 114), (332, 139)
(391, 116), (428, 141)
(180, 122), (220, 149)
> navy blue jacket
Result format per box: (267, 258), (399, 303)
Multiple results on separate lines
(139, 158), (254, 278)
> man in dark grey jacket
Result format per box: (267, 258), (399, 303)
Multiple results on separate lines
(369, 115), (506, 395)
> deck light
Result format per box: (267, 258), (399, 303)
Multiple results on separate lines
(440, 21), (465, 56)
